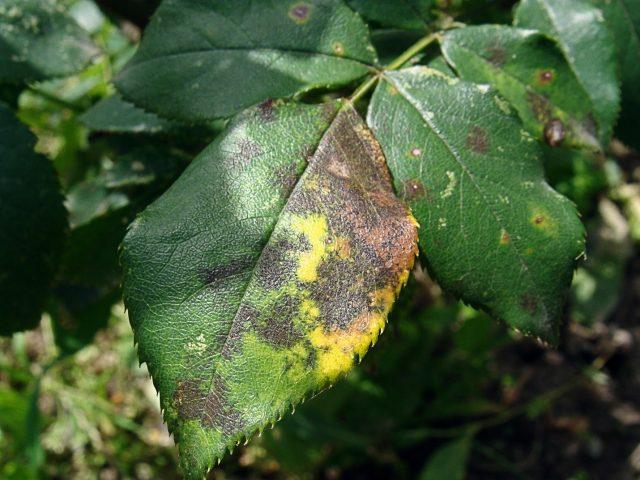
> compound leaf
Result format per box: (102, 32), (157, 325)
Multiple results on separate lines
(0, 0), (99, 82)
(0, 103), (67, 336)
(515, 0), (620, 146)
(116, 0), (377, 122)
(368, 67), (585, 342)
(122, 100), (418, 478)
(442, 25), (599, 150)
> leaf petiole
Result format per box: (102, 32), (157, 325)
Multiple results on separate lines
(349, 32), (442, 104)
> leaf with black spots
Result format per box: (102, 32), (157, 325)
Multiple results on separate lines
(588, 0), (640, 148)
(368, 67), (585, 342)
(0, 0), (99, 82)
(121, 100), (418, 478)
(442, 26), (600, 150)
(515, 0), (620, 146)
(0, 103), (67, 336)
(116, 0), (377, 122)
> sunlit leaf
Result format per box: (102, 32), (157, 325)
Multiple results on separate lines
(122, 100), (418, 477)
(0, 0), (99, 82)
(368, 67), (585, 342)
(515, 0), (620, 146)
(442, 25), (600, 150)
(116, 0), (377, 121)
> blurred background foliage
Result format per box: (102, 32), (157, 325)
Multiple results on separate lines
(1, 0), (639, 479)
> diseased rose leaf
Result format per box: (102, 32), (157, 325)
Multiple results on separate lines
(515, 0), (620, 146)
(121, 100), (418, 478)
(0, 0), (99, 82)
(115, 0), (377, 122)
(0, 103), (67, 336)
(368, 67), (585, 342)
(588, 0), (640, 148)
(442, 26), (600, 150)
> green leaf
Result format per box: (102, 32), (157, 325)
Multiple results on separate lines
(0, 103), (67, 336)
(588, 0), (640, 148)
(442, 25), (600, 150)
(0, 0), (99, 82)
(122, 100), (418, 478)
(80, 93), (177, 134)
(368, 67), (585, 342)
(515, 0), (620, 146)
(347, 0), (434, 30)
(419, 433), (474, 480)
(115, 0), (377, 122)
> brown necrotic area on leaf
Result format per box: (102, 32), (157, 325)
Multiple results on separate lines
(485, 44), (507, 67)
(536, 69), (555, 85)
(466, 125), (489, 154)
(174, 103), (417, 442)
(288, 2), (311, 24)
(402, 178), (427, 201)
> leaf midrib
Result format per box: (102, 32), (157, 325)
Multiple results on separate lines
(385, 72), (550, 323)
(128, 45), (373, 70)
(206, 104), (343, 395)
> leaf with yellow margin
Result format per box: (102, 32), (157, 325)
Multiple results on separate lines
(121, 100), (418, 479)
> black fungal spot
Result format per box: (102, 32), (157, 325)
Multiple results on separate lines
(544, 119), (565, 147)
(257, 239), (297, 290)
(486, 45), (507, 67)
(534, 215), (545, 225)
(202, 376), (246, 434)
(174, 379), (205, 422)
(274, 162), (301, 197)
(520, 293), (539, 316)
(200, 258), (253, 287)
(466, 125), (489, 154)
(258, 98), (278, 122)
(237, 139), (264, 163)
(402, 178), (426, 200)
(253, 297), (302, 349)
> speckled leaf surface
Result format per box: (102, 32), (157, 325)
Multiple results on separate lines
(115, 0), (377, 122)
(0, 104), (67, 336)
(347, 0), (434, 30)
(0, 0), (99, 82)
(368, 67), (585, 341)
(515, 0), (620, 146)
(442, 26), (599, 150)
(589, 0), (640, 148)
(122, 100), (418, 478)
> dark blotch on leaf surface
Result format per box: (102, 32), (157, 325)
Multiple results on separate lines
(258, 99), (278, 122)
(544, 119), (565, 147)
(486, 45), (507, 67)
(402, 178), (426, 200)
(202, 376), (246, 434)
(520, 293), (539, 316)
(289, 2), (311, 22)
(200, 258), (253, 287)
(466, 126), (489, 154)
